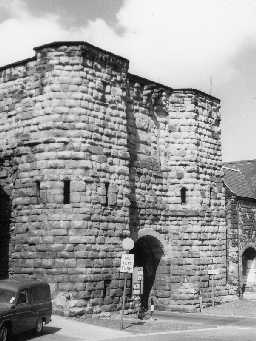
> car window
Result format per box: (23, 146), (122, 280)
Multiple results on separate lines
(17, 290), (28, 305)
(31, 285), (51, 303)
(0, 289), (16, 304)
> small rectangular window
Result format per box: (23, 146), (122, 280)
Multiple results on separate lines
(103, 279), (111, 298)
(101, 81), (107, 102)
(105, 182), (109, 207)
(35, 181), (40, 203)
(63, 180), (70, 204)
(181, 187), (187, 204)
(209, 187), (213, 207)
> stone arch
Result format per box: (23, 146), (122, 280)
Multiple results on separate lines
(0, 187), (11, 279)
(137, 228), (168, 255)
(242, 246), (256, 298)
(241, 243), (256, 255)
(131, 229), (165, 312)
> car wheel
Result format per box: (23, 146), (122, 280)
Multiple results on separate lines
(35, 318), (44, 335)
(0, 325), (8, 341)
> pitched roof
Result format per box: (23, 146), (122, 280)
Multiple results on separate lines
(223, 159), (256, 199)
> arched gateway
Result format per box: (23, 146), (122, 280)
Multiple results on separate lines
(131, 233), (165, 312)
(242, 247), (256, 298)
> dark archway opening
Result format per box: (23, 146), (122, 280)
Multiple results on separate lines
(0, 187), (11, 279)
(131, 235), (164, 313)
(242, 247), (256, 296)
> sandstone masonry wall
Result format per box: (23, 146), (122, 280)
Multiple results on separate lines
(0, 42), (132, 315)
(127, 75), (228, 310)
(226, 188), (256, 294)
(0, 41), (230, 315)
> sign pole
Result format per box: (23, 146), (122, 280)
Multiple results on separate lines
(119, 238), (134, 330)
(211, 274), (215, 307)
(120, 272), (127, 329)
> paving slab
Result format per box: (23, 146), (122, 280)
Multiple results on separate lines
(47, 315), (131, 340)
(201, 298), (256, 317)
(27, 300), (256, 341)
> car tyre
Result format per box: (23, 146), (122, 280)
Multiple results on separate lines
(0, 325), (8, 341)
(35, 318), (44, 335)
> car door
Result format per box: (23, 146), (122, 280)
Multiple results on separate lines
(12, 289), (35, 334)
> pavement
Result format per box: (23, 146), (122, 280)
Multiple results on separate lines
(197, 298), (256, 317)
(15, 315), (131, 341)
(47, 315), (131, 340)
(15, 298), (256, 341)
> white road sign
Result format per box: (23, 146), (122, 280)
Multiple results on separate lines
(133, 267), (143, 281)
(120, 254), (134, 273)
(132, 266), (143, 295)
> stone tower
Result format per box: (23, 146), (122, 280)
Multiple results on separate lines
(0, 41), (229, 315)
(127, 76), (226, 311)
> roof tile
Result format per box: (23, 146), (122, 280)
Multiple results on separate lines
(223, 160), (256, 199)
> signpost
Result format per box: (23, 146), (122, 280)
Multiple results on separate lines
(120, 238), (134, 330)
(132, 267), (143, 296)
(122, 238), (134, 251)
(208, 269), (218, 307)
(120, 254), (134, 274)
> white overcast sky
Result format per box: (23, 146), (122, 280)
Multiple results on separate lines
(0, 0), (256, 162)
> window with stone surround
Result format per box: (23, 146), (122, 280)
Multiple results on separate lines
(180, 187), (187, 204)
(63, 180), (70, 204)
(103, 279), (111, 298)
(209, 187), (213, 207)
(35, 180), (40, 203)
(101, 81), (107, 102)
(104, 182), (109, 207)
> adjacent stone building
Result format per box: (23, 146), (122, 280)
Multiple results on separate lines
(224, 160), (256, 299)
(0, 41), (232, 315)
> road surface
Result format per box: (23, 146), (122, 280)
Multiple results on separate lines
(14, 313), (256, 341)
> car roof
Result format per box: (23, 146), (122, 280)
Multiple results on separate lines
(0, 279), (49, 292)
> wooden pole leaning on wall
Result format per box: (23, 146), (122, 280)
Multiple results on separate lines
(120, 272), (127, 330)
(119, 238), (135, 330)
(211, 274), (215, 307)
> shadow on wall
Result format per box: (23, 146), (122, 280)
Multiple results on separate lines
(126, 81), (165, 311)
(126, 97), (140, 240)
(126, 85), (162, 240)
(131, 235), (164, 311)
(0, 187), (11, 279)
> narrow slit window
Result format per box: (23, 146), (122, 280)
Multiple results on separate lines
(101, 81), (107, 102)
(84, 181), (87, 201)
(181, 187), (187, 204)
(63, 180), (70, 204)
(105, 182), (109, 207)
(209, 187), (213, 207)
(35, 181), (40, 203)
(103, 279), (111, 298)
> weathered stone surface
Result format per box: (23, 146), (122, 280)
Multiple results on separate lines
(0, 41), (229, 316)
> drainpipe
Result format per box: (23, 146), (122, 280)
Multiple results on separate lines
(236, 199), (242, 297)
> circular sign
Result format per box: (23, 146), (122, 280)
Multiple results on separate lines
(122, 237), (134, 251)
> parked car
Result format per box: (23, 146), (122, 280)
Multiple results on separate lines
(0, 279), (52, 341)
